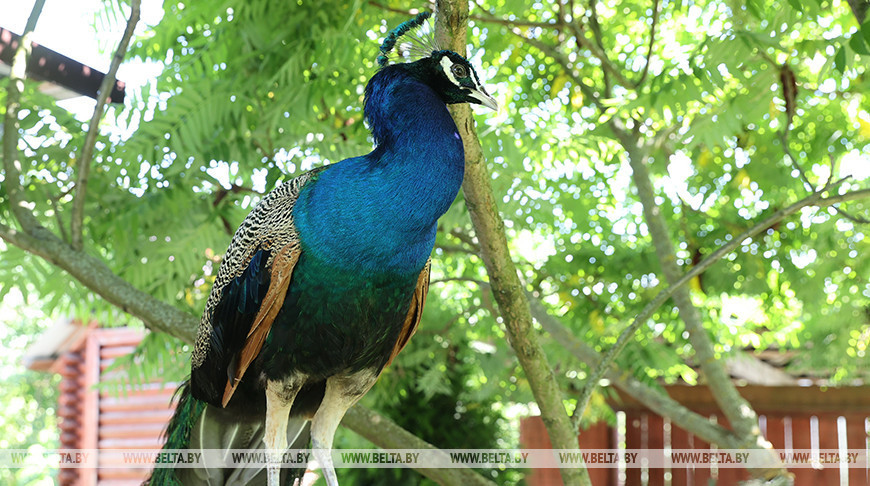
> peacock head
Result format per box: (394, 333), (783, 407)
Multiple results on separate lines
(377, 12), (498, 111)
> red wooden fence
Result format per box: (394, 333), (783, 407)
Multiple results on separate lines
(520, 385), (870, 486)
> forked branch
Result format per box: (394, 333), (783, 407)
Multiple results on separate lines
(573, 177), (866, 426)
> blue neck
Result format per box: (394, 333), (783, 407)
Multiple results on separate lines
(293, 67), (465, 276)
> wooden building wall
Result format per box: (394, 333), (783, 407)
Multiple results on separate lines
(50, 328), (177, 486)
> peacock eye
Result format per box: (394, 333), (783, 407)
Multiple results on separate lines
(451, 64), (468, 79)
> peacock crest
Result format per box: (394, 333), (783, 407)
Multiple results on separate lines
(377, 12), (441, 66)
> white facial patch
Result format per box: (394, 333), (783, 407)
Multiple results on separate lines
(440, 56), (461, 86)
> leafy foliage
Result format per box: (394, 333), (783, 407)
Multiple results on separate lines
(2, 0), (869, 482)
(0, 291), (60, 486)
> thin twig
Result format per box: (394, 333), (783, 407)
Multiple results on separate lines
(779, 131), (814, 192)
(467, 2), (560, 29)
(572, 0), (635, 91)
(435, 242), (480, 256)
(571, 177), (863, 430)
(780, 135), (868, 223)
(448, 227), (481, 251)
(2, 0), (47, 233)
(371, 0), (562, 29)
(70, 0), (141, 250)
(505, 25), (602, 109)
(429, 277), (489, 286)
(420, 303), (483, 335)
(46, 190), (69, 244)
(635, 0), (661, 87)
(832, 207), (870, 224)
(368, 1), (432, 17)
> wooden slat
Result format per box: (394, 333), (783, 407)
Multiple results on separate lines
(98, 438), (165, 449)
(59, 393), (80, 407)
(670, 419), (692, 486)
(101, 409), (174, 425)
(99, 422), (167, 439)
(690, 416), (711, 486)
(99, 387), (177, 399)
(518, 415), (563, 486)
(714, 415), (751, 485)
(82, 333), (100, 486)
(99, 480), (150, 486)
(93, 328), (145, 346)
(845, 415), (868, 485)
(60, 432), (79, 444)
(99, 345), (137, 359)
(624, 412), (643, 486)
(59, 380), (80, 393)
(58, 405), (80, 418)
(98, 468), (150, 480)
(646, 414), (665, 486)
(58, 420), (80, 432)
(615, 386), (870, 414)
(100, 394), (176, 412)
(765, 414), (787, 450)
(790, 415), (814, 485)
(580, 421), (612, 486)
(58, 469), (78, 484)
(58, 363), (81, 377)
(816, 414), (841, 483)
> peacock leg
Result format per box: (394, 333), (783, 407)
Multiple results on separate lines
(265, 378), (303, 486)
(310, 370), (378, 486)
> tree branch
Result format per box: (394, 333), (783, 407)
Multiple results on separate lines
(635, 0), (661, 88)
(568, 28), (627, 93)
(342, 406), (496, 486)
(573, 177), (861, 425)
(846, 0), (869, 24)
(568, 0), (637, 92)
(0, 220), (198, 341)
(504, 26), (603, 109)
(449, 270), (746, 448)
(430, 277), (489, 286)
(2, 0), (47, 234)
(820, 187), (870, 205)
(0, 215), (496, 484)
(580, 123), (856, 481)
(367, 1), (429, 16)
(525, 296), (745, 448)
(70, 0), (141, 250)
(779, 131), (815, 192)
(618, 123), (764, 441)
(436, 2), (590, 485)
(45, 188), (69, 244)
(468, 5), (561, 30)
(434, 243), (479, 256)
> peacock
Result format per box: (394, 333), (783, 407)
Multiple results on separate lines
(148, 12), (496, 486)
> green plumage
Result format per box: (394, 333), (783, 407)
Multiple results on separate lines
(147, 382), (205, 486)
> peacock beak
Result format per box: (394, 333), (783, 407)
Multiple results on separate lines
(470, 88), (499, 111)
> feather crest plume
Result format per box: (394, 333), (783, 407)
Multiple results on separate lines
(377, 12), (440, 66)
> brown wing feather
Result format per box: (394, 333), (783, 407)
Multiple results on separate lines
(221, 242), (301, 406)
(386, 259), (431, 366)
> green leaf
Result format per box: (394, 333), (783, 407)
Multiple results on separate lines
(834, 45), (846, 72)
(849, 34), (870, 56)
